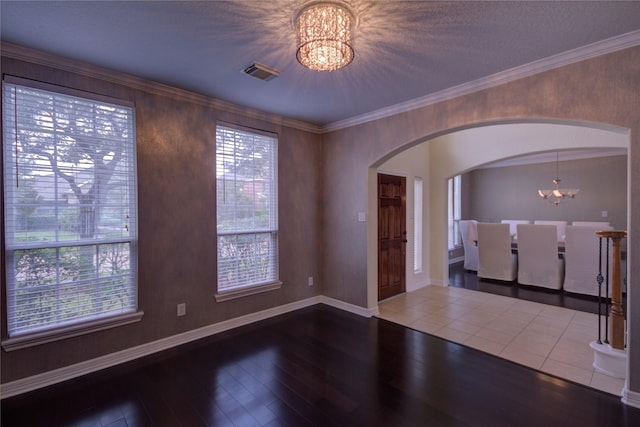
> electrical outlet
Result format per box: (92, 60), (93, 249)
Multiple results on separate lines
(177, 303), (186, 317)
(308, 276), (314, 286)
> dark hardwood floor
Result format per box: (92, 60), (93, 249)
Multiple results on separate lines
(2, 304), (638, 427)
(448, 261), (606, 314)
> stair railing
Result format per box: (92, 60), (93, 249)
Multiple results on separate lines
(596, 230), (627, 349)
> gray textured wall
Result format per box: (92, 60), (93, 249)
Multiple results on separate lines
(0, 56), (323, 383)
(465, 155), (627, 229)
(321, 47), (640, 397)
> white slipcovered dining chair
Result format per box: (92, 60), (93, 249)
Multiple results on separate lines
(477, 223), (517, 282)
(533, 220), (567, 241)
(563, 225), (613, 296)
(571, 221), (611, 228)
(459, 220), (479, 272)
(500, 219), (530, 239)
(516, 224), (564, 290)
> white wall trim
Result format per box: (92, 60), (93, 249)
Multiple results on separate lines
(214, 281), (282, 302)
(4, 30), (640, 137)
(479, 148), (627, 169)
(1, 311), (144, 352)
(429, 279), (450, 287)
(318, 295), (379, 317)
(448, 256), (464, 265)
(407, 282), (431, 293)
(0, 297), (378, 399)
(323, 30), (640, 132)
(622, 387), (640, 409)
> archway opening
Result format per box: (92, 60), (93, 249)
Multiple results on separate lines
(367, 120), (629, 309)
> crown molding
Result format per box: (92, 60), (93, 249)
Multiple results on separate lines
(0, 42), (323, 134)
(322, 30), (640, 133)
(3, 30), (640, 136)
(480, 148), (628, 169)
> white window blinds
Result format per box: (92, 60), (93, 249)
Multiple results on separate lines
(216, 124), (278, 292)
(2, 78), (138, 337)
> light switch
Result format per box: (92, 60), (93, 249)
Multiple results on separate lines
(358, 212), (366, 222)
(601, 210), (608, 218)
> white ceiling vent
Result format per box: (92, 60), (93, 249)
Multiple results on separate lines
(242, 62), (280, 81)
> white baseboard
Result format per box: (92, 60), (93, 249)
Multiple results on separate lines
(622, 386), (640, 409)
(406, 282), (430, 293)
(590, 341), (627, 379)
(319, 295), (379, 317)
(0, 296), (378, 399)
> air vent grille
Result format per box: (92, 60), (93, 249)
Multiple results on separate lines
(243, 62), (280, 81)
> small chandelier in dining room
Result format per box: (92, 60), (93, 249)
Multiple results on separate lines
(295, 1), (355, 71)
(537, 152), (579, 205)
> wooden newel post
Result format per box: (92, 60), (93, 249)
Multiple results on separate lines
(597, 230), (627, 350)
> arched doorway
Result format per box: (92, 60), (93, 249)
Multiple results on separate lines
(367, 120), (629, 309)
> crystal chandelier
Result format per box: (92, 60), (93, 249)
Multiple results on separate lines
(537, 152), (579, 205)
(296, 2), (355, 72)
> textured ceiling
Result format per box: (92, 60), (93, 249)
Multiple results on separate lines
(2, 1), (640, 128)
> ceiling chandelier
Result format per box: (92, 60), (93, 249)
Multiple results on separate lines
(295, 2), (355, 72)
(537, 152), (579, 205)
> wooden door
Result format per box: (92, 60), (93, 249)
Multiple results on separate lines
(378, 174), (407, 301)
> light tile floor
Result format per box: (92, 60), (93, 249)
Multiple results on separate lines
(377, 285), (626, 396)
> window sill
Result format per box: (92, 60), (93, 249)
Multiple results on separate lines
(215, 281), (282, 302)
(1, 311), (144, 352)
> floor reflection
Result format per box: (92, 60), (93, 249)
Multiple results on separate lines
(449, 261), (602, 314)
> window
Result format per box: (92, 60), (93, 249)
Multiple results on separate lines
(413, 177), (423, 273)
(447, 175), (462, 250)
(2, 77), (139, 347)
(216, 124), (279, 300)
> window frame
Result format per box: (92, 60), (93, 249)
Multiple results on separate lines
(1, 76), (142, 351)
(214, 123), (281, 302)
(448, 174), (462, 250)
